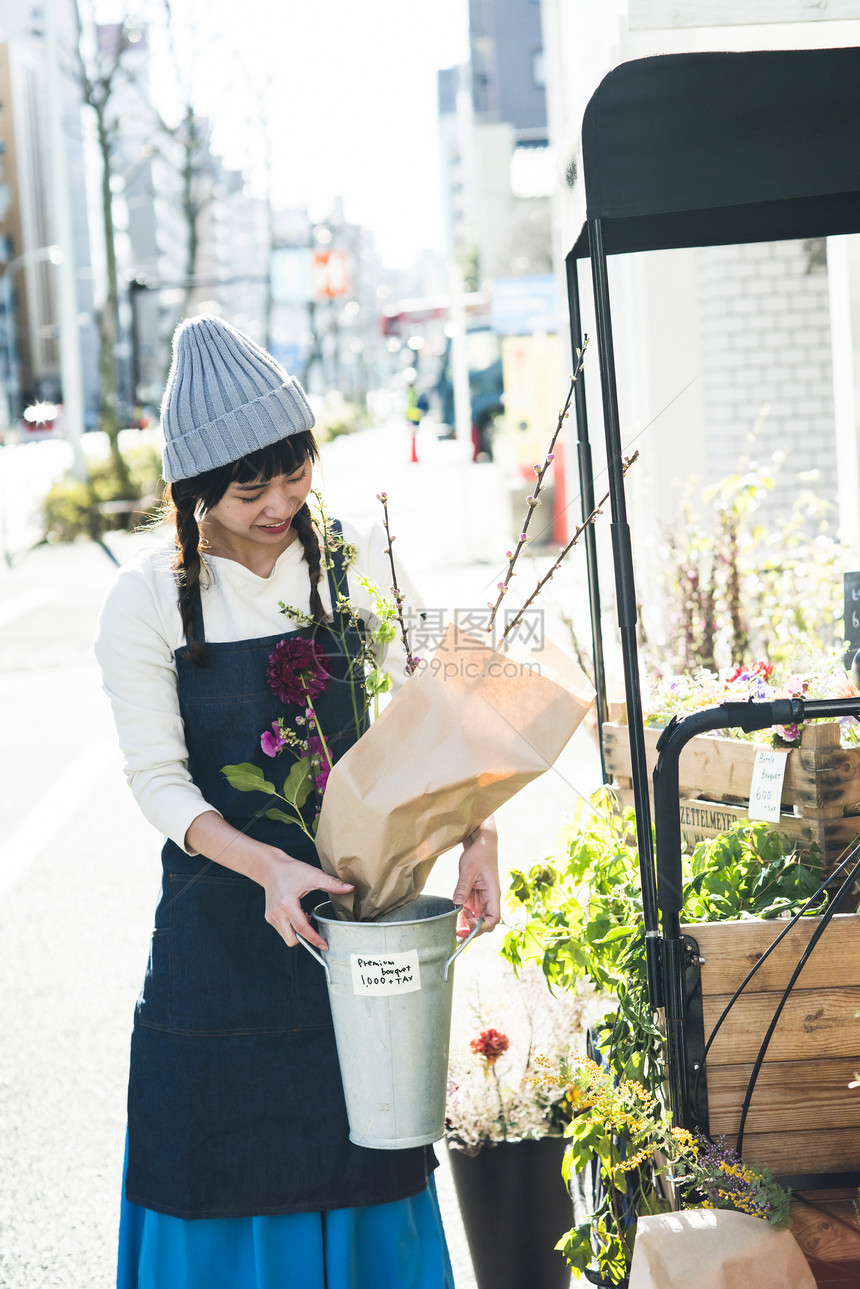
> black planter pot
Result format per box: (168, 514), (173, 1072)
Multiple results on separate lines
(448, 1136), (572, 1289)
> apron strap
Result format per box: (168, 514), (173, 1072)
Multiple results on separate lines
(324, 518), (352, 626)
(183, 519), (353, 647)
(186, 574), (207, 644)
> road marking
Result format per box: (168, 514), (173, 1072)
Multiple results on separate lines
(0, 740), (116, 899)
(0, 588), (54, 630)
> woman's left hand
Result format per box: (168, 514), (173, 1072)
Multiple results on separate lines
(452, 816), (500, 936)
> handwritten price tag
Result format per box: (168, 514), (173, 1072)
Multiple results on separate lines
(748, 747), (789, 822)
(350, 951), (421, 997)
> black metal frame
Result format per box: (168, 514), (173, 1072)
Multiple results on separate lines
(565, 47), (860, 1194)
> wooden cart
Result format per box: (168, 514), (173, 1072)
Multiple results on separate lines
(603, 714), (860, 876)
(566, 48), (860, 1284)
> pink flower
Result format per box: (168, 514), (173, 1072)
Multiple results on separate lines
(266, 637), (331, 706)
(307, 734), (330, 793)
(260, 722), (287, 757)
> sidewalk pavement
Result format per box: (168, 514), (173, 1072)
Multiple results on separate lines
(0, 428), (601, 1288)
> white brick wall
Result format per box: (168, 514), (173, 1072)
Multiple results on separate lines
(698, 238), (837, 521)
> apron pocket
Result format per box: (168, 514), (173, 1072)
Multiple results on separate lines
(165, 874), (327, 1034)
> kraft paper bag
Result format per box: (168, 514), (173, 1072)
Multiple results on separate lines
(315, 623), (595, 920)
(629, 1210), (815, 1289)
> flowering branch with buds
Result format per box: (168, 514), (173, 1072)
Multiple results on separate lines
(486, 342), (588, 635)
(377, 491), (420, 676)
(501, 451), (639, 643)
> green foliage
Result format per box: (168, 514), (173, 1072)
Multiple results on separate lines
(282, 758), (313, 810)
(683, 825), (823, 921)
(454, 241), (480, 293)
(41, 476), (102, 542)
(502, 787), (825, 1283)
(41, 442), (164, 542)
(222, 763), (276, 795)
(312, 398), (368, 442)
(225, 754), (317, 838)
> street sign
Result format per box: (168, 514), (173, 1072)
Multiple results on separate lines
(270, 340), (308, 375)
(312, 250), (349, 299)
(271, 248), (312, 304)
(489, 275), (558, 336)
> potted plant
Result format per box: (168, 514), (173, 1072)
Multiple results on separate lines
(445, 965), (587, 1289)
(534, 1051), (801, 1288)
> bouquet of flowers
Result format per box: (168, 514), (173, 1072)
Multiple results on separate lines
(222, 493), (404, 844)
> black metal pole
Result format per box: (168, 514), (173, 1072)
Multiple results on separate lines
(587, 218), (662, 1010)
(565, 252), (607, 781)
(128, 278), (145, 410)
(652, 696), (806, 1127)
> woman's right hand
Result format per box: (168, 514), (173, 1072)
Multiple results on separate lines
(184, 811), (353, 951)
(261, 851), (354, 950)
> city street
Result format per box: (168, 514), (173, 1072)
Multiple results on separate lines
(0, 425), (601, 1288)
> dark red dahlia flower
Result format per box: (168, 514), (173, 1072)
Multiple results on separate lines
(266, 637), (331, 706)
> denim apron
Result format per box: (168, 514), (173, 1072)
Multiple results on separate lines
(125, 528), (434, 1219)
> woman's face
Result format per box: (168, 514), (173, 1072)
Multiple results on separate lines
(202, 458), (314, 558)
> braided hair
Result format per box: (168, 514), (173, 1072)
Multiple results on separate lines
(162, 432), (322, 666)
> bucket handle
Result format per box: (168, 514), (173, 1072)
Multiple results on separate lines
(295, 933), (332, 984)
(444, 914), (484, 981)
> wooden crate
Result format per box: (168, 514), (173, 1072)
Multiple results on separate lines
(683, 914), (860, 1278)
(602, 716), (860, 871)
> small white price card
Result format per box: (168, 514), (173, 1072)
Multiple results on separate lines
(350, 951), (421, 997)
(748, 747), (789, 822)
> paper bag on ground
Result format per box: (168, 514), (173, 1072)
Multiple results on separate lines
(315, 623), (595, 920)
(629, 1210), (815, 1289)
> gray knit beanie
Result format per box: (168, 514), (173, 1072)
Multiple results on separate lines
(160, 315), (315, 482)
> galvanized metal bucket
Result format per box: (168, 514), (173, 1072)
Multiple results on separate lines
(298, 894), (481, 1149)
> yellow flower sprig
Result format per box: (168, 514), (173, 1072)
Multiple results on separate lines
(534, 1050), (790, 1231)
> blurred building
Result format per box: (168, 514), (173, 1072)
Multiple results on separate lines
(97, 21), (273, 410)
(439, 0), (553, 282)
(540, 0), (860, 566)
(201, 171), (270, 344)
(0, 0), (97, 424)
(433, 1), (562, 467)
(125, 146), (270, 408)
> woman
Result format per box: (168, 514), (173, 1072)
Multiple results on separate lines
(95, 315), (501, 1289)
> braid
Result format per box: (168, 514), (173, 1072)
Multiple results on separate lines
(170, 487), (208, 667)
(162, 433), (322, 662)
(291, 504), (329, 626)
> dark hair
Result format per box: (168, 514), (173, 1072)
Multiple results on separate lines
(163, 431), (323, 665)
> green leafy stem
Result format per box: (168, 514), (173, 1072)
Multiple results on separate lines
(222, 758), (318, 840)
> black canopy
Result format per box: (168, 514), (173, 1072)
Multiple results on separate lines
(568, 46), (860, 258)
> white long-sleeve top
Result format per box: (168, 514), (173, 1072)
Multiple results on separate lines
(94, 519), (422, 853)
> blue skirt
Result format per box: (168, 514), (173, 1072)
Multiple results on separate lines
(117, 1138), (456, 1289)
